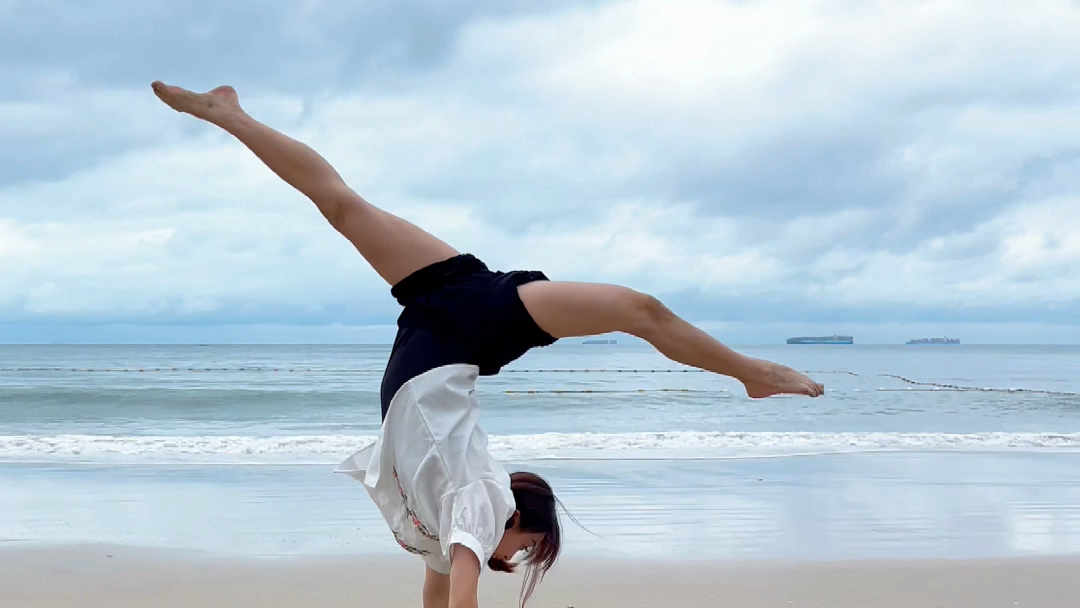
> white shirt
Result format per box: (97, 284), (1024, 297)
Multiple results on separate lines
(336, 364), (516, 574)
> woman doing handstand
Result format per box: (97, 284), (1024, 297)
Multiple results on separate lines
(151, 81), (824, 608)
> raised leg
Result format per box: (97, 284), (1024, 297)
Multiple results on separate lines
(151, 81), (457, 286)
(518, 281), (825, 398)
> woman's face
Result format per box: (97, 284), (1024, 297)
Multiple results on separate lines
(493, 516), (545, 562)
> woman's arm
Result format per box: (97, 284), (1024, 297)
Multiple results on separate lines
(448, 545), (482, 608)
(424, 566), (451, 608)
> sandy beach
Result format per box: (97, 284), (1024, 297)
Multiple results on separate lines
(0, 544), (1076, 608)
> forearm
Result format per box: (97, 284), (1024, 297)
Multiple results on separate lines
(424, 567), (451, 608)
(424, 585), (449, 608)
(449, 581), (479, 608)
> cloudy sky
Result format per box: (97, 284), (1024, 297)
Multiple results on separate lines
(2, 0), (1078, 344)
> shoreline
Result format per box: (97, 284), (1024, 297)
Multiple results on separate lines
(1, 544), (1077, 607)
(5, 451), (1080, 562)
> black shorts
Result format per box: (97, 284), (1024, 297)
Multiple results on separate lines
(379, 254), (558, 418)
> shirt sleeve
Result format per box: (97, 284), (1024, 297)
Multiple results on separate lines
(440, 478), (515, 567)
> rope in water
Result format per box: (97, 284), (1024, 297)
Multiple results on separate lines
(815, 370), (1080, 397)
(503, 388), (706, 394)
(0, 367), (708, 373)
(0, 367), (1075, 396)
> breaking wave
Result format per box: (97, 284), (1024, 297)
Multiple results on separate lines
(1, 431), (1079, 464)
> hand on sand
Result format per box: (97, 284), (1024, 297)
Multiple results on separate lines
(741, 360), (825, 398)
(150, 81), (242, 124)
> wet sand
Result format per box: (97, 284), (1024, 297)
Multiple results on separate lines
(1, 544), (1077, 608)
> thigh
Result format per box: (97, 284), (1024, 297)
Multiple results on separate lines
(516, 281), (651, 339)
(333, 187), (460, 287)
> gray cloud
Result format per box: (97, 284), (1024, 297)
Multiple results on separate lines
(3, 0), (1080, 336)
(666, 129), (905, 215)
(0, 0), (602, 187)
(666, 291), (1080, 326)
(0, 0), (600, 96)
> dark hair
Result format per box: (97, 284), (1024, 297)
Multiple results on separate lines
(488, 471), (561, 607)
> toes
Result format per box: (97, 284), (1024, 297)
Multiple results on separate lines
(150, 81), (180, 104)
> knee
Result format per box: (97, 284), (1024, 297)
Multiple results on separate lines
(626, 291), (675, 339)
(320, 186), (372, 232)
(313, 189), (349, 229)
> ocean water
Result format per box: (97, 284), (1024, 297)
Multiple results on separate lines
(2, 343), (1080, 560)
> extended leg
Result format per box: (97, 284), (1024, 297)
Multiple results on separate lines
(518, 281), (824, 398)
(151, 81), (457, 286)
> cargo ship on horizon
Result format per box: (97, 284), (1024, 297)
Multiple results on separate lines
(906, 337), (960, 345)
(786, 335), (854, 345)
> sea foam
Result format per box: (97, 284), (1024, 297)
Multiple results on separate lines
(1, 431), (1078, 464)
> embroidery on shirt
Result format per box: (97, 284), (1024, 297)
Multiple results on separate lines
(392, 467), (440, 542)
(393, 531), (431, 556)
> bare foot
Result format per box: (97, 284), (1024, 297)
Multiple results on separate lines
(741, 360), (824, 398)
(151, 81), (241, 124)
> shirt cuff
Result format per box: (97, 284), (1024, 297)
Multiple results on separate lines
(448, 530), (487, 567)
